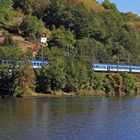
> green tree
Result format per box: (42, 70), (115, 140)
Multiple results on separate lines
(121, 72), (136, 95)
(0, 46), (35, 97)
(20, 14), (45, 41)
(3, 33), (15, 47)
(49, 28), (75, 49)
(60, 4), (92, 38)
(43, 0), (68, 26)
(32, 0), (51, 17)
(13, 0), (34, 13)
(0, 0), (16, 29)
(35, 47), (66, 93)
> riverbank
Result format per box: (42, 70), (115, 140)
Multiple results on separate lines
(21, 89), (140, 99)
(0, 89), (139, 99)
(22, 90), (107, 99)
(22, 92), (75, 99)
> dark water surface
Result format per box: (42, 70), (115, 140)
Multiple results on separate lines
(0, 96), (140, 140)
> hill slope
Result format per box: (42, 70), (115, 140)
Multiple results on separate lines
(69, 0), (104, 12)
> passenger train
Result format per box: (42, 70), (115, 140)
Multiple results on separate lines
(32, 61), (140, 73)
(93, 63), (140, 73)
(1, 59), (140, 73)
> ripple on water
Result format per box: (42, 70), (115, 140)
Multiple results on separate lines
(0, 96), (140, 140)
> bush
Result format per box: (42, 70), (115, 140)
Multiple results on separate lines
(20, 14), (45, 41)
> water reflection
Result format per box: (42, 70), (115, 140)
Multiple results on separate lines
(0, 97), (140, 140)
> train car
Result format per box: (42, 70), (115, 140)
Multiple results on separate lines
(116, 65), (130, 72)
(31, 60), (48, 68)
(0, 59), (49, 68)
(109, 64), (130, 72)
(130, 65), (140, 73)
(93, 63), (131, 73)
(93, 64), (108, 72)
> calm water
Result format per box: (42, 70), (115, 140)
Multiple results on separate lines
(0, 96), (140, 140)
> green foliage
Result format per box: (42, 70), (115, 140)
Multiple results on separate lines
(62, 4), (92, 38)
(44, 2), (95, 38)
(13, 0), (50, 14)
(44, 0), (68, 26)
(49, 28), (76, 48)
(32, 0), (50, 17)
(92, 73), (105, 90)
(20, 14), (45, 41)
(0, 62), (35, 97)
(0, 0), (13, 7)
(46, 47), (66, 91)
(102, 0), (117, 11)
(102, 73), (137, 96)
(0, 0), (16, 29)
(64, 59), (79, 92)
(65, 58), (91, 92)
(121, 72), (136, 94)
(36, 47), (66, 93)
(3, 33), (15, 47)
(0, 46), (35, 97)
(13, 0), (34, 13)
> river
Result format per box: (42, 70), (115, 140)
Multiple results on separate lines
(0, 96), (140, 140)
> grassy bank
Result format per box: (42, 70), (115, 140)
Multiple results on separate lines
(22, 88), (140, 99)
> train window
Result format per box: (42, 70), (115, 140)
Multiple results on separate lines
(110, 66), (117, 69)
(119, 66), (129, 69)
(131, 67), (140, 70)
(33, 63), (36, 65)
(94, 65), (106, 68)
(94, 65), (100, 68)
(101, 66), (106, 68)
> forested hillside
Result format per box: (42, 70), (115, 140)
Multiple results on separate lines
(0, 0), (140, 97)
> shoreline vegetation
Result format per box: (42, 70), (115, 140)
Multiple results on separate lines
(19, 72), (140, 98)
(0, 91), (139, 99)
(19, 90), (140, 99)
(1, 0), (140, 98)
(17, 86), (140, 99)
(23, 91), (106, 98)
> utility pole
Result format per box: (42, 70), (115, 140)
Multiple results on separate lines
(41, 43), (44, 61)
(127, 52), (130, 65)
(67, 42), (70, 58)
(117, 54), (119, 73)
(40, 36), (47, 63)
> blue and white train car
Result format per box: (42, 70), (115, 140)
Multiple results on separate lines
(0, 59), (49, 69)
(109, 64), (130, 72)
(31, 60), (48, 68)
(93, 63), (140, 73)
(93, 64), (108, 72)
(130, 65), (140, 73)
